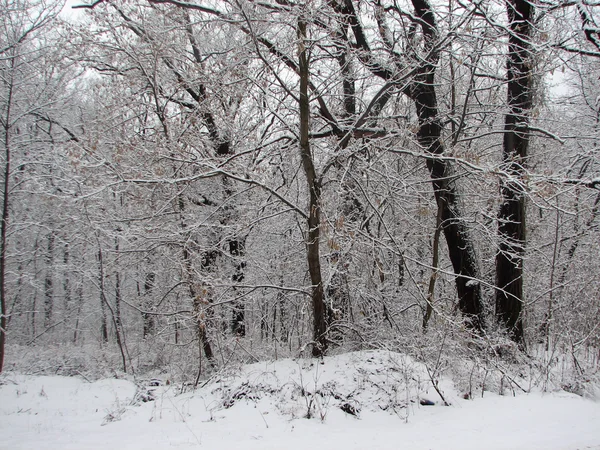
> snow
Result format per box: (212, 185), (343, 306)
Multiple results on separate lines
(1, 350), (599, 450)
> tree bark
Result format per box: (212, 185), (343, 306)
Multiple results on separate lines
(44, 232), (55, 329)
(496, 0), (533, 346)
(229, 238), (246, 336)
(98, 246), (108, 343)
(114, 237), (127, 372)
(0, 54), (13, 373)
(410, 0), (484, 331)
(142, 272), (155, 338)
(298, 17), (328, 357)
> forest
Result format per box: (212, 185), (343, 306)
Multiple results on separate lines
(1, 0), (599, 399)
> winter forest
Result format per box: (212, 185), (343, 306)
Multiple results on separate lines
(2, 0), (600, 435)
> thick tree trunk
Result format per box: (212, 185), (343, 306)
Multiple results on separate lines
(414, 86), (484, 331)
(496, 0), (533, 346)
(409, 0), (484, 331)
(298, 18), (328, 357)
(334, 0), (485, 331)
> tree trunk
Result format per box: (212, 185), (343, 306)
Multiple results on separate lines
(298, 17), (328, 357)
(409, 0), (484, 331)
(44, 232), (55, 329)
(98, 247), (108, 343)
(31, 239), (39, 340)
(334, 0), (485, 331)
(113, 237), (127, 372)
(182, 231), (215, 365)
(496, 0), (533, 346)
(229, 238), (246, 336)
(73, 275), (84, 344)
(63, 243), (71, 321)
(0, 54), (13, 372)
(423, 203), (443, 331)
(142, 272), (155, 338)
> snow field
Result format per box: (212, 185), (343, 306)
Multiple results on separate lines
(1, 350), (599, 449)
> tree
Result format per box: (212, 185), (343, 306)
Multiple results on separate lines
(298, 14), (328, 356)
(495, 0), (534, 346)
(326, 0), (485, 330)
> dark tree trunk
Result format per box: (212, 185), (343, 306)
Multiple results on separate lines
(114, 237), (127, 372)
(98, 247), (108, 343)
(298, 17), (328, 357)
(142, 272), (155, 338)
(420, 112), (484, 331)
(278, 279), (288, 343)
(409, 0), (484, 331)
(30, 239), (39, 339)
(229, 238), (246, 336)
(44, 232), (55, 329)
(334, 0), (485, 331)
(63, 243), (71, 318)
(496, 0), (533, 346)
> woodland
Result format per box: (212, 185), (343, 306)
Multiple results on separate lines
(1, 0), (599, 395)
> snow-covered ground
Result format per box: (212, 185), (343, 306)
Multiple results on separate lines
(1, 350), (599, 450)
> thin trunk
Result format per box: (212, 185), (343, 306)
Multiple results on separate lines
(544, 198), (561, 350)
(0, 54), (14, 372)
(73, 276), (83, 344)
(98, 247), (108, 343)
(185, 246), (215, 364)
(7, 261), (23, 329)
(279, 284), (288, 343)
(31, 239), (39, 339)
(142, 272), (155, 338)
(298, 17), (328, 357)
(63, 243), (71, 318)
(174, 315), (180, 345)
(496, 0), (533, 346)
(260, 299), (268, 341)
(423, 204), (443, 331)
(44, 232), (55, 329)
(113, 237), (127, 372)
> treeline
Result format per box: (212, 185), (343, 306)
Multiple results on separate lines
(1, 0), (599, 376)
